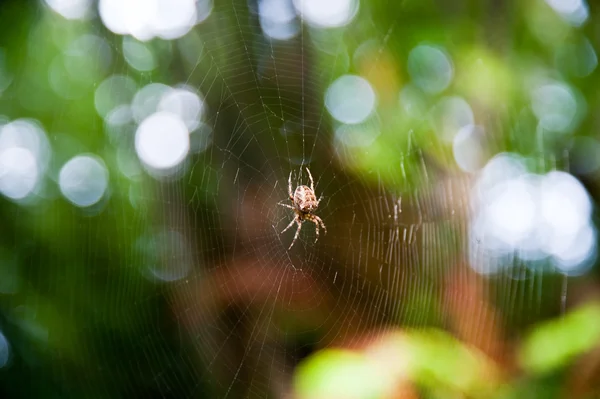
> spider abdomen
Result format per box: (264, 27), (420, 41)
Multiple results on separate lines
(294, 185), (317, 212)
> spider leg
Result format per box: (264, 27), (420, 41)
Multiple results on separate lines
(288, 171), (293, 200)
(314, 215), (327, 234)
(306, 167), (315, 192)
(288, 218), (303, 250)
(314, 221), (320, 243)
(278, 202), (295, 209)
(281, 218), (296, 234)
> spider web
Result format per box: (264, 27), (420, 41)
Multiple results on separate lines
(155, 3), (544, 397)
(134, 6), (459, 396)
(0, 0), (593, 398)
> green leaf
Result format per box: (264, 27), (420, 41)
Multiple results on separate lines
(520, 302), (600, 374)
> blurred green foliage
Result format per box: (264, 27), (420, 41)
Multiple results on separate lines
(520, 302), (600, 375)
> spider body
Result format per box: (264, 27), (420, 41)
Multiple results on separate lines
(279, 168), (327, 249)
(293, 185), (318, 213)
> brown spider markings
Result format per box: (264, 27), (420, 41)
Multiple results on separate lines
(278, 167), (327, 249)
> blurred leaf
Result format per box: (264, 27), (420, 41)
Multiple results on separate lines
(405, 329), (499, 396)
(294, 329), (499, 399)
(294, 348), (386, 399)
(520, 302), (600, 374)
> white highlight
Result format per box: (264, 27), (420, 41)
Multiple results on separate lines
(131, 83), (172, 123)
(293, 0), (358, 28)
(0, 119), (50, 201)
(135, 112), (190, 171)
(552, 224), (596, 272)
(59, 155), (109, 207)
(44, 0), (92, 20)
(471, 153), (596, 276)
(158, 86), (204, 131)
(484, 178), (537, 247)
(452, 125), (485, 173)
(0, 148), (38, 200)
(259, 0), (299, 40)
(545, 0), (588, 26)
(99, 0), (206, 41)
(130, 84), (206, 170)
(325, 75), (376, 125)
(540, 171), (590, 235)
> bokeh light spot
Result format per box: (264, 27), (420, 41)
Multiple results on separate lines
(0, 331), (10, 368)
(157, 86), (204, 131)
(189, 123), (213, 154)
(486, 177), (537, 246)
(531, 82), (578, 133)
(0, 147), (38, 200)
(325, 75), (376, 125)
(137, 230), (192, 282)
(452, 125), (486, 173)
(430, 96), (474, 142)
(131, 83), (172, 123)
(555, 36), (597, 78)
(470, 153), (596, 275)
(99, 0), (198, 41)
(95, 74), (138, 118)
(0, 119), (50, 201)
(540, 171), (590, 236)
(259, 0), (299, 40)
(408, 44), (454, 94)
(44, 0), (92, 20)
(59, 155), (109, 207)
(123, 36), (157, 72)
(544, 0), (589, 26)
(64, 35), (112, 83)
(334, 119), (380, 148)
(135, 112), (190, 171)
(293, 0), (358, 29)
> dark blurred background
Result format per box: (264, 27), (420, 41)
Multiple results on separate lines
(1, 0), (600, 398)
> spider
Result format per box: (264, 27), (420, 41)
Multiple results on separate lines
(279, 167), (327, 249)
